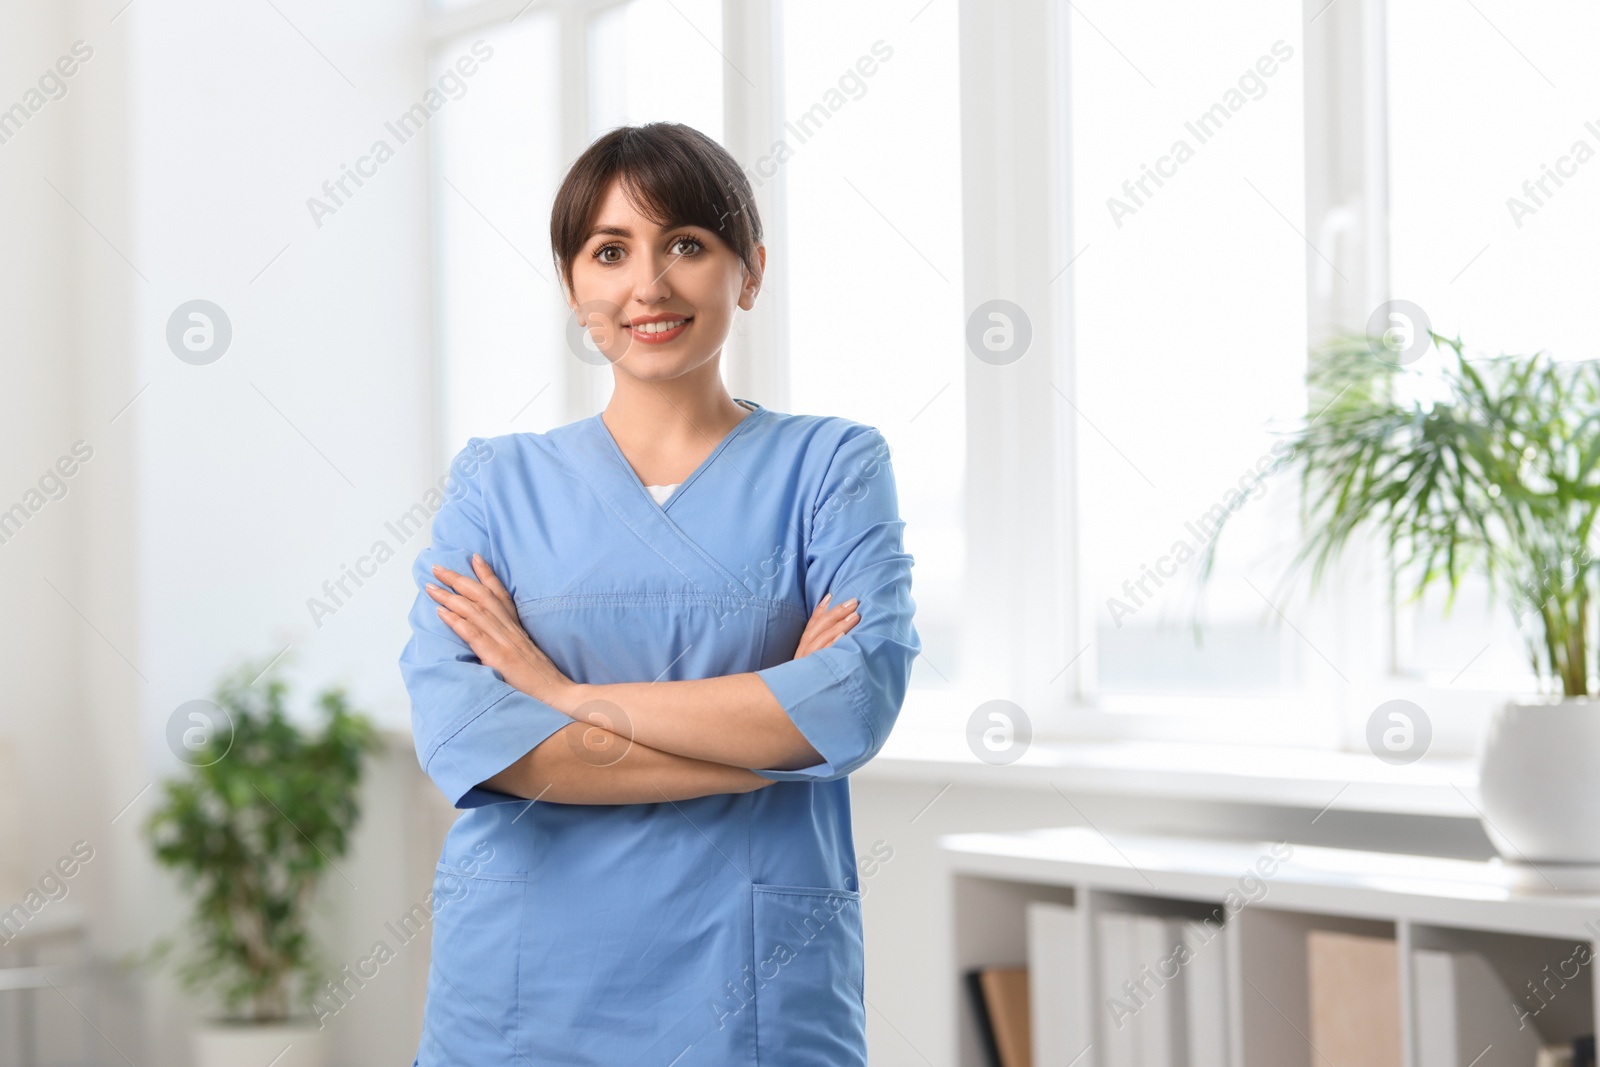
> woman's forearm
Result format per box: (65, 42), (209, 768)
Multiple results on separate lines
(426, 557), (852, 774)
(562, 672), (824, 772)
(480, 721), (780, 805)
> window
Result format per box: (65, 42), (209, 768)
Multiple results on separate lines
(587, 0), (723, 141)
(425, 0), (1568, 750)
(779, 0), (966, 690)
(1387, 0), (1600, 694)
(432, 15), (565, 451)
(1066, 1), (1313, 707)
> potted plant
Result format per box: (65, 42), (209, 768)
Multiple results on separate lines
(1200, 330), (1600, 870)
(143, 657), (378, 1065)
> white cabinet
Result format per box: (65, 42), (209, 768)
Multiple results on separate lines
(943, 827), (1599, 1067)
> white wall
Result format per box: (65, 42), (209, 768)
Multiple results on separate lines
(124, 0), (446, 1060)
(0, 0), (141, 1057)
(4, 0), (455, 1060)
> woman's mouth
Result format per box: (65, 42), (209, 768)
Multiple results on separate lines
(625, 317), (691, 345)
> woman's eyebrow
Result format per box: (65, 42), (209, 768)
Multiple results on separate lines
(586, 218), (699, 242)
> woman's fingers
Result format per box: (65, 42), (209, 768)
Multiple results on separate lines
(427, 580), (503, 632)
(795, 596), (860, 658)
(431, 563), (488, 603)
(471, 553), (515, 607)
(796, 615), (858, 658)
(434, 561), (523, 638)
(812, 595), (854, 622)
(824, 598), (858, 624)
(432, 562), (572, 702)
(815, 610), (861, 649)
(436, 606), (480, 644)
(433, 562), (508, 615)
(429, 582), (514, 660)
(425, 581), (475, 616)
(800, 593), (838, 630)
(797, 598), (851, 644)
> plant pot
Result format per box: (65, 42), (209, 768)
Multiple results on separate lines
(1477, 696), (1600, 877)
(192, 1020), (326, 1067)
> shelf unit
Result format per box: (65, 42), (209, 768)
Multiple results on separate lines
(942, 827), (1600, 1067)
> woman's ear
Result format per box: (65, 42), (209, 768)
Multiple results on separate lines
(739, 243), (767, 310)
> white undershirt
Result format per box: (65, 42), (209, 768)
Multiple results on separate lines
(643, 399), (757, 507)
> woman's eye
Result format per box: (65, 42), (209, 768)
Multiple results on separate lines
(593, 236), (700, 264)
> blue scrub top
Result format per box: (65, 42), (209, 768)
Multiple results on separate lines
(398, 402), (920, 1065)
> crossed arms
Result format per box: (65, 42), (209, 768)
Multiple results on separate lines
(426, 555), (861, 806)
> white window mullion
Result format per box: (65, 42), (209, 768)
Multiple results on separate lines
(1303, 0), (1397, 749)
(720, 0), (788, 411)
(958, 0), (1076, 731)
(559, 0), (600, 424)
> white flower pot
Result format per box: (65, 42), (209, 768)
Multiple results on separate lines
(192, 1020), (326, 1067)
(1477, 696), (1600, 875)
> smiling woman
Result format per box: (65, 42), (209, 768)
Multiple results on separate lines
(398, 122), (920, 1065)
(548, 123), (764, 400)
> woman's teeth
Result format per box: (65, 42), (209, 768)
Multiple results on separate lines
(632, 319), (686, 334)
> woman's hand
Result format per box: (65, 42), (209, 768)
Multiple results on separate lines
(427, 554), (578, 711)
(795, 592), (860, 658)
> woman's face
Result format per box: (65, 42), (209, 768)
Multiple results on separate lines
(566, 176), (762, 382)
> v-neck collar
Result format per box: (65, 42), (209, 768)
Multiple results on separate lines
(592, 399), (764, 510)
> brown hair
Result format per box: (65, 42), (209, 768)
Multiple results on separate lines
(549, 122), (763, 298)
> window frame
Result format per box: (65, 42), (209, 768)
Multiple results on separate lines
(958, 0), (1518, 756)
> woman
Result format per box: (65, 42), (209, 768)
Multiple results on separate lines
(399, 122), (919, 1065)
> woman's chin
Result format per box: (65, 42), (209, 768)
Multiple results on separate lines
(613, 349), (714, 381)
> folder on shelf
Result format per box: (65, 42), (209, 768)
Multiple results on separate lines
(981, 966), (1033, 1067)
(1097, 912), (1138, 1067)
(1414, 947), (1542, 1067)
(1096, 912), (1194, 1067)
(966, 964), (1032, 1067)
(1131, 915), (1186, 1066)
(1027, 901), (1085, 1067)
(1182, 914), (1230, 1067)
(1307, 930), (1402, 1067)
(966, 967), (1004, 1067)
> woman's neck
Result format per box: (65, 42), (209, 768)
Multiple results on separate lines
(601, 362), (752, 481)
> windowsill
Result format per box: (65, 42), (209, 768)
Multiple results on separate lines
(856, 728), (1481, 819)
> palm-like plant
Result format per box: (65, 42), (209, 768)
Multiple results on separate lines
(144, 659), (379, 1022)
(1200, 333), (1600, 697)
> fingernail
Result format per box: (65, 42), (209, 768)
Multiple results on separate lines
(822, 593), (832, 605)
(848, 612), (860, 622)
(473, 553), (483, 563)
(846, 598), (859, 608)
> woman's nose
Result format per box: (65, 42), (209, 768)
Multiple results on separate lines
(631, 251), (676, 302)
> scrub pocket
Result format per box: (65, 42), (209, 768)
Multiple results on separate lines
(420, 862), (527, 1055)
(750, 883), (867, 1066)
